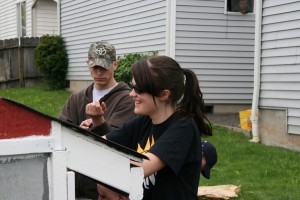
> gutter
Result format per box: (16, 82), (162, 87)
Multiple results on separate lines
(250, 0), (263, 143)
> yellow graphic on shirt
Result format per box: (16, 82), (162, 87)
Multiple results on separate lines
(137, 134), (156, 189)
(137, 135), (155, 154)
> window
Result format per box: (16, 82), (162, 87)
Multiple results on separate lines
(17, 1), (26, 37)
(225, 0), (254, 14)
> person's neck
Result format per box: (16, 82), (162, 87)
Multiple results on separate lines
(94, 80), (118, 91)
(151, 106), (175, 124)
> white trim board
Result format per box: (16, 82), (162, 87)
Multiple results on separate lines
(0, 136), (54, 156)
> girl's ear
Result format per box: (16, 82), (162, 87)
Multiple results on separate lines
(159, 89), (171, 101)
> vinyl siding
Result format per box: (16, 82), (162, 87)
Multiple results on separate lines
(0, 1), (17, 39)
(60, 0), (255, 106)
(175, 0), (255, 104)
(26, 0), (33, 36)
(32, 0), (58, 36)
(260, 0), (300, 135)
(0, 0), (33, 39)
(60, 0), (167, 81)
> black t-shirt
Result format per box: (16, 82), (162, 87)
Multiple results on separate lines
(106, 114), (202, 200)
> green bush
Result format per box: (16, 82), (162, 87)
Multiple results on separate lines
(115, 52), (157, 86)
(33, 35), (68, 90)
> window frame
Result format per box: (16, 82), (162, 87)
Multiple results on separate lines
(224, 0), (255, 15)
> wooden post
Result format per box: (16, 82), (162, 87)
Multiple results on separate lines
(18, 37), (24, 87)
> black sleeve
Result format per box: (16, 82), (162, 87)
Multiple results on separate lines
(106, 116), (142, 149)
(89, 122), (113, 136)
(149, 122), (197, 175)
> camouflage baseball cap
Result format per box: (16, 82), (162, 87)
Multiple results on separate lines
(87, 41), (116, 69)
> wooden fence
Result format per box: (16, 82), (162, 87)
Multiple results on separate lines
(0, 37), (43, 89)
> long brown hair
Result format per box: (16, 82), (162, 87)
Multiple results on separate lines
(132, 55), (212, 137)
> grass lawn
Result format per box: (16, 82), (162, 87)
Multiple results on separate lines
(0, 86), (71, 117)
(202, 126), (300, 199)
(1, 86), (300, 199)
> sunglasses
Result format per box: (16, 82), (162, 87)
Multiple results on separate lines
(131, 83), (144, 94)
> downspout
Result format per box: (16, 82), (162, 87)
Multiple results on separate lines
(165, 0), (176, 58)
(250, 0), (263, 143)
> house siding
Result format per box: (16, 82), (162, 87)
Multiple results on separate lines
(0, 0), (34, 39)
(60, 0), (167, 81)
(26, 0), (33, 37)
(32, 0), (58, 37)
(175, 0), (255, 104)
(260, 0), (300, 135)
(0, 0), (57, 40)
(0, 1), (17, 39)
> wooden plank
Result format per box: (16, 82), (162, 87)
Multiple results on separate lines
(67, 171), (76, 200)
(0, 137), (54, 155)
(61, 126), (132, 195)
(51, 151), (68, 200)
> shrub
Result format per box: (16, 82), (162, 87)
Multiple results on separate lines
(33, 35), (68, 90)
(115, 51), (157, 86)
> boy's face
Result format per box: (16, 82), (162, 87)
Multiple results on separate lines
(88, 60), (118, 89)
(239, 0), (247, 9)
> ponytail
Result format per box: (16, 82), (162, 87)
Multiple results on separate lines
(178, 69), (212, 137)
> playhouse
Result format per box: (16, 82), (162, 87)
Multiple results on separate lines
(0, 97), (145, 200)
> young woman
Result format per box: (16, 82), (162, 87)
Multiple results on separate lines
(84, 55), (212, 200)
